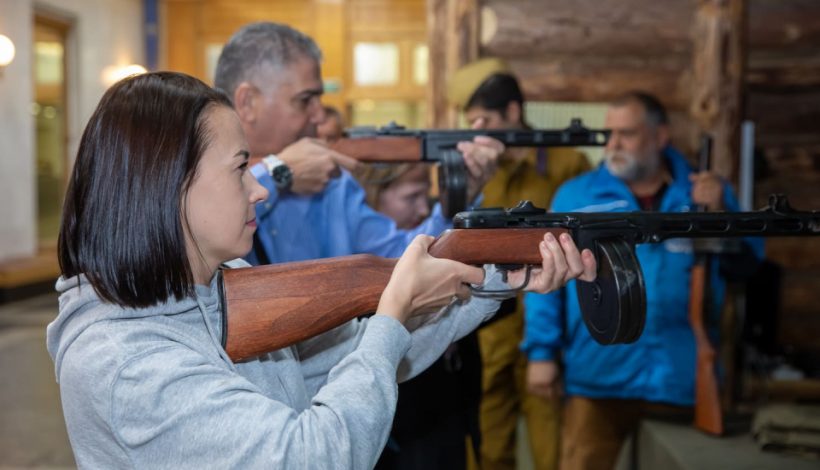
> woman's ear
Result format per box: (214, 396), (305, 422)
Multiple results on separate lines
(233, 82), (257, 125)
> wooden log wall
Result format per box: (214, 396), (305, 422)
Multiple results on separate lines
(746, 0), (820, 353)
(480, 0), (692, 107)
(690, 0), (745, 180)
(427, 0), (478, 126)
(747, 0), (820, 88)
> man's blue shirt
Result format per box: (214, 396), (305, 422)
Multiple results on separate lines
(246, 163), (453, 264)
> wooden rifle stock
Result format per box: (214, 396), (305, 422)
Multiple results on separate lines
(690, 262), (723, 435)
(691, 134), (723, 435)
(331, 137), (422, 162)
(219, 228), (565, 362)
(220, 255), (395, 363)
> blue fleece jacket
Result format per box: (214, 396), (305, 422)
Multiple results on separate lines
(522, 147), (763, 405)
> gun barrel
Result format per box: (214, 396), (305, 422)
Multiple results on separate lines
(334, 121), (609, 162)
(454, 201), (820, 245)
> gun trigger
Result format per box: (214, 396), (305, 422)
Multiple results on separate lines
(495, 263), (525, 283)
(471, 265), (532, 298)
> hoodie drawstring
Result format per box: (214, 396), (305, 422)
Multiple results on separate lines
(196, 296), (238, 371)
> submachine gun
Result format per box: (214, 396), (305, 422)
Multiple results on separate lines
(448, 194), (818, 345)
(331, 118), (609, 216)
(218, 194), (819, 362)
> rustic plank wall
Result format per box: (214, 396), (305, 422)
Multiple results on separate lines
(746, 0), (820, 353)
(480, 0), (692, 107)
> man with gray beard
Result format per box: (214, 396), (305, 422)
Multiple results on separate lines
(521, 92), (763, 470)
(601, 93), (722, 212)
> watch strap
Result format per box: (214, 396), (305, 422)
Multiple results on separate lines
(262, 155), (285, 174)
(262, 154), (293, 191)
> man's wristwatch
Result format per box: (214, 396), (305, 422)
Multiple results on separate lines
(262, 155), (293, 192)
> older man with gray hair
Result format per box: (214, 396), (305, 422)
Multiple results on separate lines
(214, 22), (502, 265)
(522, 91), (763, 470)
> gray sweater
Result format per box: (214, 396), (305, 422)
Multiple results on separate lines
(46, 263), (506, 469)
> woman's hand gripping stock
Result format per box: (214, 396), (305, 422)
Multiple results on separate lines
(377, 232), (597, 325)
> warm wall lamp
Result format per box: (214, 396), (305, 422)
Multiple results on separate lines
(0, 34), (15, 77)
(102, 63), (148, 86)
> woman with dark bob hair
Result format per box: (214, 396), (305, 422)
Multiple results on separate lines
(46, 71), (596, 469)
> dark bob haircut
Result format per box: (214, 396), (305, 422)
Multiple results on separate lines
(465, 73), (525, 123)
(58, 72), (232, 307)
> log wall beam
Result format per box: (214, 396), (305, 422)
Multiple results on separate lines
(480, 0), (692, 59)
(690, 0), (746, 179)
(747, 0), (820, 87)
(748, 0), (820, 51)
(509, 56), (691, 109)
(427, 0), (478, 127)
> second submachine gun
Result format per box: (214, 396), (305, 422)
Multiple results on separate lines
(331, 118), (609, 216)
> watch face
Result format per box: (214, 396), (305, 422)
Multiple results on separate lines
(272, 164), (293, 190)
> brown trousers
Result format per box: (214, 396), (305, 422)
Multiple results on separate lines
(560, 397), (692, 470)
(478, 309), (561, 470)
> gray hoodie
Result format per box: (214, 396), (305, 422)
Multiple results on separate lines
(46, 262), (507, 469)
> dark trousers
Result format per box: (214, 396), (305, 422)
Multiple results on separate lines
(375, 333), (481, 470)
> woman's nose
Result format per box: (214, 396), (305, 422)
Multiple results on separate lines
(246, 172), (270, 204)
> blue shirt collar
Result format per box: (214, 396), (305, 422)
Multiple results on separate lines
(586, 146), (694, 211)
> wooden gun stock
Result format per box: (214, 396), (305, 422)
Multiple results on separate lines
(690, 262), (723, 435)
(220, 255), (395, 362)
(331, 137), (422, 162)
(220, 229), (564, 362)
(691, 133), (723, 435)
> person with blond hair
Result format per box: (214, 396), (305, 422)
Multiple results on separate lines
(447, 58), (591, 470)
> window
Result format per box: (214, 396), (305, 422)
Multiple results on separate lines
(353, 42), (399, 86)
(525, 102), (608, 164)
(34, 16), (70, 245)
